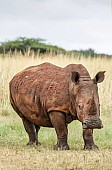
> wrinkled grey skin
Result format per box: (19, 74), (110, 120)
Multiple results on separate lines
(9, 62), (105, 150)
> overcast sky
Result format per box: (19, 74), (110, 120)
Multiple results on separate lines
(0, 0), (112, 54)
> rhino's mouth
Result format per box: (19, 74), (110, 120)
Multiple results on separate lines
(82, 118), (103, 129)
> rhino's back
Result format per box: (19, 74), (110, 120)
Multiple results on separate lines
(9, 62), (90, 115)
(10, 62), (61, 94)
(9, 63), (61, 112)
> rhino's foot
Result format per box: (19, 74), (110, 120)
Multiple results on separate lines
(36, 141), (41, 146)
(54, 144), (70, 151)
(27, 140), (41, 146)
(27, 141), (35, 145)
(84, 144), (99, 150)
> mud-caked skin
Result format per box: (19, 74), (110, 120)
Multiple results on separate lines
(9, 62), (105, 150)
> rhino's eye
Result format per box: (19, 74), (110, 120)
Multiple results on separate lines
(78, 103), (83, 110)
(79, 105), (81, 110)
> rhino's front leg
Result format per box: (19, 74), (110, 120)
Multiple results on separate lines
(83, 129), (99, 150)
(49, 111), (69, 150)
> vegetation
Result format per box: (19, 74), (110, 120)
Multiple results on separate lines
(0, 37), (66, 55)
(0, 37), (112, 58)
(0, 53), (112, 169)
(70, 48), (112, 58)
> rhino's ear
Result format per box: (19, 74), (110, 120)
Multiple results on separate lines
(71, 71), (80, 84)
(94, 71), (106, 83)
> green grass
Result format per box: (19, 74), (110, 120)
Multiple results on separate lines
(0, 111), (112, 150)
(0, 113), (112, 170)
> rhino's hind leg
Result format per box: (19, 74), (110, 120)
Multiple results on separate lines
(49, 111), (69, 150)
(34, 124), (41, 145)
(22, 117), (39, 145)
(83, 129), (99, 150)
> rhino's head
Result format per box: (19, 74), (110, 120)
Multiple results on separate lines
(70, 71), (105, 129)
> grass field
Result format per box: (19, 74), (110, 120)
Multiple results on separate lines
(0, 53), (112, 170)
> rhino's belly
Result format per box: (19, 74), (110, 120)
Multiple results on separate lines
(14, 94), (53, 127)
(25, 114), (53, 127)
(19, 105), (53, 127)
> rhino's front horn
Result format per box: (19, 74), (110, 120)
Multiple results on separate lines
(82, 118), (103, 129)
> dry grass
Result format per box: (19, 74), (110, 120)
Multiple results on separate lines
(0, 114), (112, 170)
(0, 53), (111, 113)
(0, 146), (112, 170)
(0, 53), (112, 170)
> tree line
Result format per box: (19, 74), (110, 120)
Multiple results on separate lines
(0, 37), (66, 56)
(0, 37), (111, 57)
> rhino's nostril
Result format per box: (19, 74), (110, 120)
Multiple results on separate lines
(83, 122), (88, 129)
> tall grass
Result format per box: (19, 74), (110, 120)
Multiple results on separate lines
(0, 53), (111, 115)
